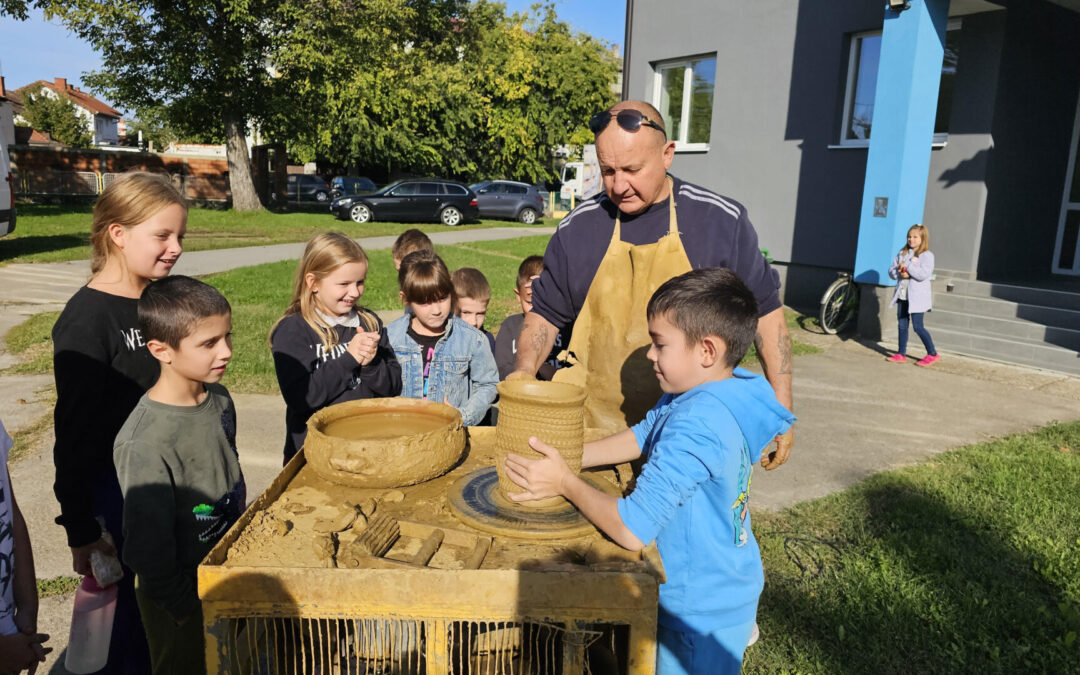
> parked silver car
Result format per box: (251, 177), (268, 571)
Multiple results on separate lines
(470, 180), (546, 224)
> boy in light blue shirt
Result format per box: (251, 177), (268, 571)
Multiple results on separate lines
(505, 267), (795, 675)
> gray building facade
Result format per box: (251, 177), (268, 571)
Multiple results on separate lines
(623, 0), (1080, 373)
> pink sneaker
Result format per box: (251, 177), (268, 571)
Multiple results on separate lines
(886, 353), (907, 363)
(916, 354), (941, 367)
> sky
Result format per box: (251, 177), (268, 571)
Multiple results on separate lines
(0, 1), (625, 103)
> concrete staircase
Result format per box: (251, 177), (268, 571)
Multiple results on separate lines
(929, 271), (1080, 375)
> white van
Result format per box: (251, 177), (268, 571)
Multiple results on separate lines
(0, 142), (13, 237)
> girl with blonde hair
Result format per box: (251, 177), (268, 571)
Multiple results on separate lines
(887, 224), (939, 366)
(271, 232), (401, 462)
(52, 171), (187, 672)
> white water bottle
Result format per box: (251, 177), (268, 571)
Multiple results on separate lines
(65, 576), (117, 674)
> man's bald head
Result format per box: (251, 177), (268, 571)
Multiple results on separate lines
(596, 100), (668, 148)
(593, 100), (676, 215)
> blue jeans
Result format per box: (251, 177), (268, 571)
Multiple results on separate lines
(897, 300), (936, 357)
(656, 621), (755, 675)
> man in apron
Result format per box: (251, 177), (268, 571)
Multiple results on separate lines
(510, 100), (794, 469)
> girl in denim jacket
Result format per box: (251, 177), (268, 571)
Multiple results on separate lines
(387, 251), (498, 425)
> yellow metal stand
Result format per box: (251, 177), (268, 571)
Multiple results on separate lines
(200, 429), (659, 674)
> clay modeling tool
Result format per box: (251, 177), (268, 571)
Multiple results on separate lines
(353, 514), (400, 556)
(409, 529), (445, 566)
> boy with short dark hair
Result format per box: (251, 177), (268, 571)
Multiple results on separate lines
(505, 267), (795, 675)
(493, 255), (569, 380)
(114, 275), (246, 674)
(451, 267), (495, 353)
(392, 229), (434, 271)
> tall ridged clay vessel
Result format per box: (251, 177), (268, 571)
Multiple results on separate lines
(495, 380), (586, 506)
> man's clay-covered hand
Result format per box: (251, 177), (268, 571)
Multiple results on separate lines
(761, 428), (794, 470)
(505, 370), (536, 382)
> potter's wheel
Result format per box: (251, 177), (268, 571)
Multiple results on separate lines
(447, 466), (621, 540)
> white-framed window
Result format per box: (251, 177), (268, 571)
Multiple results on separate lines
(840, 20), (961, 146)
(652, 55), (716, 152)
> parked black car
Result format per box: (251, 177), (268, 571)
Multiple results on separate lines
(331, 176), (377, 198)
(285, 174), (331, 203)
(331, 179), (478, 226)
(470, 180), (546, 224)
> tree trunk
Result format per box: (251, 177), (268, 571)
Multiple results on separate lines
(224, 110), (262, 211)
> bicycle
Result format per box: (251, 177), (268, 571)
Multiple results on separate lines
(819, 271), (859, 334)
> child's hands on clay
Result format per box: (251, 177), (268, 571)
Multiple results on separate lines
(504, 437), (572, 502)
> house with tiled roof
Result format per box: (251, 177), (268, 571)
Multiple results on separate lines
(9, 77), (121, 146)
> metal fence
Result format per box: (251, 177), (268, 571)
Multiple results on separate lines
(14, 170), (230, 201)
(12, 169), (98, 196)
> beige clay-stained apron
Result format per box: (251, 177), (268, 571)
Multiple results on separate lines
(553, 177), (693, 433)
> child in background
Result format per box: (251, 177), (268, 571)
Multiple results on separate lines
(52, 171), (186, 672)
(115, 276), (246, 674)
(0, 419), (49, 673)
(271, 232), (402, 462)
(392, 229), (435, 271)
(504, 268), (795, 675)
(494, 255), (570, 380)
(388, 252), (498, 426)
(451, 267), (496, 353)
(887, 224), (939, 366)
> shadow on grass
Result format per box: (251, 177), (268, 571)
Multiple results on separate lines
(0, 234), (90, 262)
(749, 480), (1078, 674)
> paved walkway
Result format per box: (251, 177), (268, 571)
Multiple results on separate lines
(2, 228), (1079, 672)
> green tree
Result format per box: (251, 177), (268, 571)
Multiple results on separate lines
(275, 0), (618, 183)
(18, 86), (93, 147)
(38, 0), (287, 211)
(267, 0), (478, 177)
(0, 0), (29, 19)
(123, 106), (181, 151)
(464, 2), (619, 182)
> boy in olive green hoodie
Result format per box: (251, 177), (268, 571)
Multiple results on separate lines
(114, 276), (246, 674)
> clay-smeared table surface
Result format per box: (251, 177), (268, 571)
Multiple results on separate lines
(225, 427), (644, 572)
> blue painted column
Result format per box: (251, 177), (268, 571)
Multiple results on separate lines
(854, 0), (950, 284)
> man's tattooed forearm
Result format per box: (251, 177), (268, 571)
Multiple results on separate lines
(531, 324), (549, 352)
(778, 332), (793, 375)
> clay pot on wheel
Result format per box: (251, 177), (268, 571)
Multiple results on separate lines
(494, 380), (586, 506)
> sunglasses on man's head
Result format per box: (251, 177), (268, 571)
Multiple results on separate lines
(588, 109), (666, 138)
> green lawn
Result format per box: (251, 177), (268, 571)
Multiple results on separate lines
(746, 420), (1080, 674)
(2, 231), (820, 392)
(206, 235), (552, 393)
(0, 203), (544, 265)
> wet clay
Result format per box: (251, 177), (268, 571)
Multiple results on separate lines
(494, 380), (586, 506)
(323, 414), (448, 440)
(304, 397), (466, 488)
(224, 427), (649, 574)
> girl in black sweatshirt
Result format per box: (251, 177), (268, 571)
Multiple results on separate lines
(51, 171), (187, 673)
(270, 232), (402, 462)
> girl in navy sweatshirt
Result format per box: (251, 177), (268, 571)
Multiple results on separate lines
(270, 232), (401, 462)
(52, 171), (188, 673)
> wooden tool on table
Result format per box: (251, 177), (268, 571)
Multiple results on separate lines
(336, 516), (491, 570)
